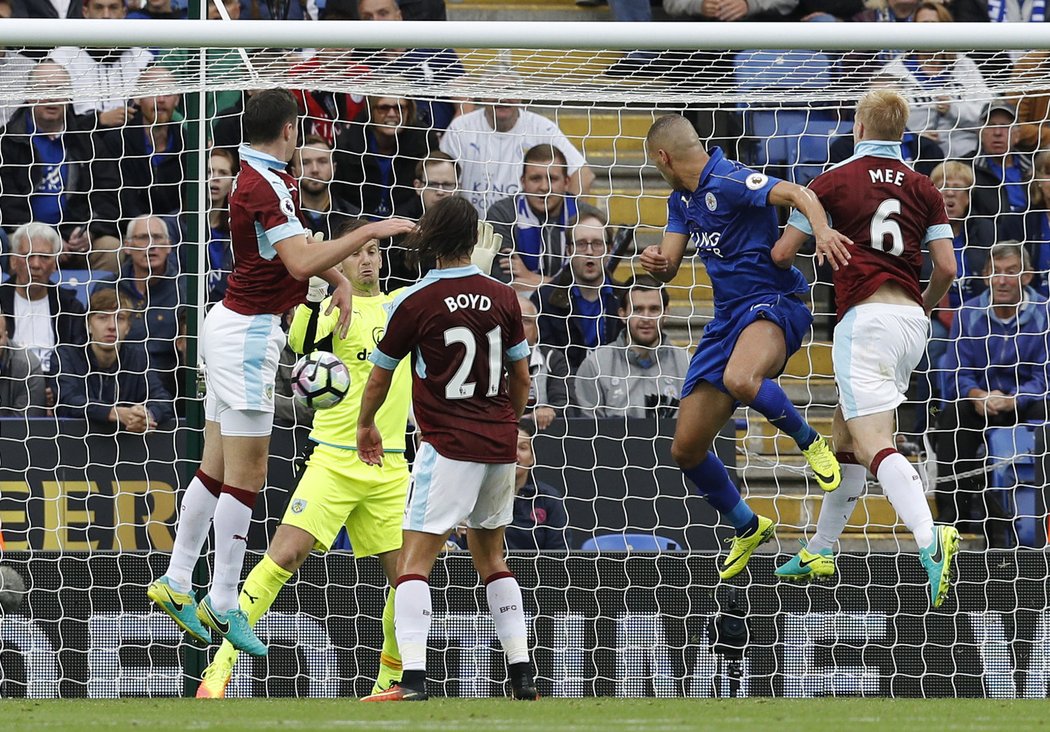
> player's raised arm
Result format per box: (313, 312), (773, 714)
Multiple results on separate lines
(640, 232), (689, 283)
(768, 181), (853, 271)
(922, 237), (957, 314)
(274, 218), (416, 281)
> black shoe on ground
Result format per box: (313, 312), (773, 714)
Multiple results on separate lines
(509, 662), (540, 700)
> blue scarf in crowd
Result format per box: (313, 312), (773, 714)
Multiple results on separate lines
(514, 194), (578, 276)
(988, 0), (1045, 22)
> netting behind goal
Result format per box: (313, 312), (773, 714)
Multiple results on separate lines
(0, 26), (1049, 697)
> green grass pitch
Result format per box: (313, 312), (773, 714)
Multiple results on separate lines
(3, 698), (1048, 732)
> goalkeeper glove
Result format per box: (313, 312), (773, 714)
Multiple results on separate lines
(471, 221), (503, 273)
(305, 229), (330, 303)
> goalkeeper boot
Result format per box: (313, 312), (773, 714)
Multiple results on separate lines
(147, 576), (210, 645)
(371, 652), (403, 695)
(718, 515), (776, 580)
(196, 654), (236, 699)
(919, 525), (961, 609)
(802, 436), (842, 492)
(362, 670), (429, 702)
(774, 540), (835, 582)
(197, 595), (267, 656)
(510, 661), (540, 701)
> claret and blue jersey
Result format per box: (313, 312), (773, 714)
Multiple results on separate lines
(665, 147), (809, 321)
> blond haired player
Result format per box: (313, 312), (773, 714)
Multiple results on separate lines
(197, 220), (504, 698)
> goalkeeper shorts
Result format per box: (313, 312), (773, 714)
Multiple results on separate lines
(281, 443), (409, 557)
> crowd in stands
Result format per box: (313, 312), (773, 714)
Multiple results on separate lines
(0, 0), (1049, 548)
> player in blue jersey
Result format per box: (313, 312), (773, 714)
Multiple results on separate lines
(641, 114), (853, 580)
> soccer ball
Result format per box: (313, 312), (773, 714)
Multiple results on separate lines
(291, 351), (351, 410)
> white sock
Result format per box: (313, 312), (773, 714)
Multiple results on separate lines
(210, 487), (255, 612)
(395, 578), (432, 672)
(808, 463), (867, 553)
(876, 451), (935, 550)
(486, 575), (530, 665)
(165, 472), (221, 591)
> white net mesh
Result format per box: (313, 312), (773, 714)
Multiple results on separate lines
(0, 25), (1049, 697)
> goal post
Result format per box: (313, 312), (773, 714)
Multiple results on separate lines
(0, 20), (1048, 698)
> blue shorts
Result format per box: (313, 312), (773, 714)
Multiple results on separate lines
(681, 294), (813, 400)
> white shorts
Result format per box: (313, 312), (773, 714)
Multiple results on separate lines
(403, 441), (516, 535)
(834, 302), (929, 420)
(201, 302), (285, 436)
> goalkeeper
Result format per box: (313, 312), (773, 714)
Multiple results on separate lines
(197, 219), (504, 699)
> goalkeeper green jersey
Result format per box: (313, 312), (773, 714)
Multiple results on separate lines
(288, 291), (412, 452)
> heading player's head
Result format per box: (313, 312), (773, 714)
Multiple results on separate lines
(986, 241), (1032, 307)
(645, 115), (705, 193)
(336, 219), (382, 296)
(854, 89), (909, 145)
(405, 195), (479, 269)
(243, 89), (300, 162)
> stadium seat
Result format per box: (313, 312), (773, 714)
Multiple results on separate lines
(987, 424), (1039, 548)
(580, 533), (680, 552)
(789, 119), (852, 185)
(51, 269), (116, 308)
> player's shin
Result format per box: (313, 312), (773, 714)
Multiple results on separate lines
(241, 554), (293, 626)
(165, 470), (222, 591)
(871, 448), (935, 549)
(682, 451), (757, 536)
(393, 575), (432, 691)
(485, 572), (530, 665)
(211, 485), (258, 612)
(374, 588), (403, 693)
(808, 455), (866, 553)
(752, 379), (817, 449)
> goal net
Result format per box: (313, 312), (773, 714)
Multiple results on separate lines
(0, 20), (1048, 698)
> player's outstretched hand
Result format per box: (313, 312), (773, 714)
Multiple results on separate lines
(814, 227), (853, 271)
(357, 423), (385, 467)
(329, 278), (354, 339)
(470, 221), (503, 272)
(365, 217), (416, 240)
(639, 245), (670, 275)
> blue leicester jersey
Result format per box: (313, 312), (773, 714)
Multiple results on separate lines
(665, 147), (808, 319)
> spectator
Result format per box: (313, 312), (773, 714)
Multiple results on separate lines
(933, 242), (1050, 543)
(929, 161), (994, 325)
(53, 288), (174, 432)
(1024, 149), (1050, 297)
(573, 275), (688, 419)
(1012, 51), (1050, 153)
(395, 0), (446, 19)
(881, 43), (990, 159)
(353, 0), (464, 131)
(533, 206), (623, 373)
(50, 0), (152, 129)
(210, 89), (257, 160)
(970, 100), (1030, 242)
(333, 96), (430, 218)
(0, 61), (121, 270)
(519, 295), (571, 431)
(852, 0), (918, 20)
(664, 0), (799, 21)
(291, 135), (361, 240)
(115, 214), (185, 398)
(0, 222), (86, 373)
(99, 65), (185, 232)
(383, 151), (458, 288)
(486, 144), (578, 294)
(440, 97), (593, 215)
(504, 419), (571, 550)
(206, 147), (235, 303)
(127, 0), (186, 18)
(0, 311), (47, 416)
(0, 46), (34, 129)
(12, 0), (82, 17)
